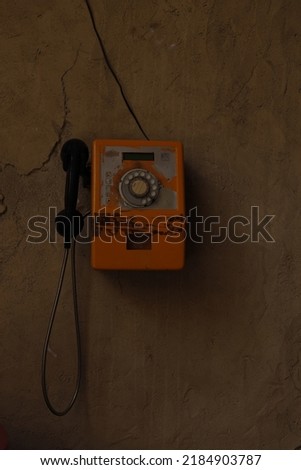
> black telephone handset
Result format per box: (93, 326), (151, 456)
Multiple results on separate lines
(42, 139), (89, 416)
(55, 139), (89, 248)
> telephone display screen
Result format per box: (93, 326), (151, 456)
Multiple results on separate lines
(122, 152), (154, 161)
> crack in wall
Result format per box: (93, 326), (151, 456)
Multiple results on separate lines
(0, 50), (81, 262)
(26, 46), (81, 177)
(84, 0), (149, 140)
(0, 47), (81, 177)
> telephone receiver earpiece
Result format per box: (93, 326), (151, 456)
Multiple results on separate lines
(61, 138), (89, 174)
(55, 139), (89, 248)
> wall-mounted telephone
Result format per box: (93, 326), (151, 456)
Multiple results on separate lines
(91, 139), (185, 270)
(43, 138), (185, 416)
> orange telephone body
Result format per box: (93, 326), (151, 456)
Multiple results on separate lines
(91, 139), (185, 270)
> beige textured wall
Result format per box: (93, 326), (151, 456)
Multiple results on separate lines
(1, 0), (301, 449)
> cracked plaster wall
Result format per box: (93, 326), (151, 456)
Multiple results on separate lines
(1, 0), (301, 449)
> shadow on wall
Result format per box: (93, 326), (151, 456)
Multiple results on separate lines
(85, 154), (253, 317)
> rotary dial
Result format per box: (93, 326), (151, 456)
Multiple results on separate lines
(119, 169), (160, 207)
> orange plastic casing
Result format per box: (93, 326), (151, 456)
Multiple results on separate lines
(91, 139), (185, 270)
